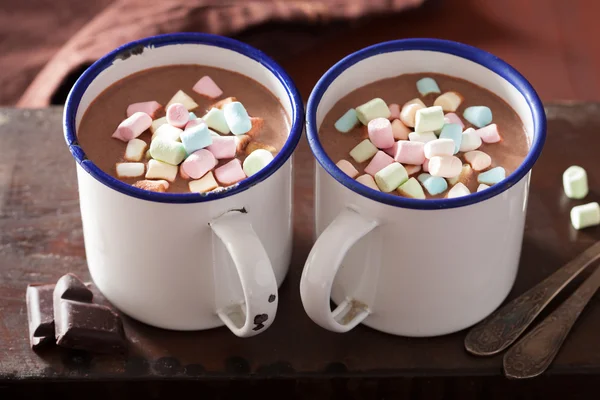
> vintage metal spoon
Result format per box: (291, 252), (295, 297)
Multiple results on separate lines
(503, 264), (600, 379)
(465, 241), (600, 356)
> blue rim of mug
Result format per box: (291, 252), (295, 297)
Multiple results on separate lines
(64, 32), (304, 203)
(306, 38), (546, 210)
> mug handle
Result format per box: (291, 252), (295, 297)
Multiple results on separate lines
(209, 210), (278, 338)
(300, 207), (379, 332)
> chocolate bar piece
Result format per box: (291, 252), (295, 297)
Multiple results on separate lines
(53, 273), (93, 302)
(26, 284), (55, 349)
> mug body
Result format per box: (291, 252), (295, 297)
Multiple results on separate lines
(64, 34), (303, 331)
(307, 39), (545, 337)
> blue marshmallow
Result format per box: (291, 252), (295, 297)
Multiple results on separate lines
(477, 166), (506, 185)
(416, 77), (441, 96)
(180, 121), (213, 154)
(418, 173), (448, 195)
(335, 109), (359, 133)
(439, 123), (463, 154)
(189, 112), (198, 120)
(463, 106), (493, 128)
(223, 101), (252, 135)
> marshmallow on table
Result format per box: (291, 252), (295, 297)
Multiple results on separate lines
(243, 149), (274, 177)
(563, 166), (589, 199)
(398, 177), (426, 199)
(132, 179), (170, 192)
(189, 171), (219, 193)
(127, 101), (162, 118)
(444, 112), (465, 128)
(166, 90), (198, 111)
(416, 77), (441, 96)
(124, 138), (148, 162)
(570, 202), (600, 230)
(368, 118), (395, 149)
(463, 106), (492, 128)
(349, 139), (378, 163)
(215, 159), (246, 186)
(150, 116), (167, 134)
(447, 182), (471, 198)
(223, 101), (252, 135)
(211, 97), (237, 110)
(428, 156), (462, 178)
(447, 164), (472, 186)
(335, 109), (359, 133)
(149, 137), (187, 166)
(476, 124), (501, 143)
(181, 149), (217, 179)
(394, 141), (425, 165)
(181, 119), (213, 154)
(400, 102), (424, 128)
(434, 92), (463, 112)
(391, 119), (410, 140)
(388, 104), (400, 120)
(364, 151), (394, 176)
(356, 174), (380, 191)
(146, 159), (178, 182)
(152, 124), (182, 142)
(112, 112), (152, 142)
(355, 98), (391, 125)
(459, 128), (482, 152)
(439, 123), (462, 154)
(116, 162), (145, 178)
(206, 136), (236, 159)
(409, 131), (437, 143)
(418, 173), (448, 196)
(415, 106), (445, 133)
(246, 141), (276, 155)
(203, 108), (230, 134)
(477, 183), (489, 192)
(193, 76), (223, 99)
(404, 164), (422, 176)
(374, 162), (408, 192)
(464, 150), (492, 171)
(477, 166), (506, 185)
(424, 138), (454, 159)
(166, 103), (190, 129)
(336, 159), (359, 178)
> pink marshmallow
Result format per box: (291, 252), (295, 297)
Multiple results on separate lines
(423, 158), (430, 172)
(181, 149), (217, 179)
(193, 76), (223, 99)
(364, 151), (394, 176)
(112, 112), (152, 142)
(206, 136), (236, 159)
(476, 124), (501, 143)
(166, 103), (190, 128)
(394, 141), (425, 165)
(384, 141), (398, 157)
(444, 113), (464, 128)
(368, 118), (394, 149)
(388, 104), (401, 120)
(215, 159), (246, 186)
(126, 101), (162, 118)
(429, 156), (462, 178)
(391, 119), (410, 140)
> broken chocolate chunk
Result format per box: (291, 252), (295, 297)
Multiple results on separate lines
(26, 283), (56, 349)
(54, 273), (93, 302)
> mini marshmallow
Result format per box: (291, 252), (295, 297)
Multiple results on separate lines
(444, 112), (465, 128)
(206, 136), (236, 159)
(246, 141), (276, 155)
(181, 149), (217, 179)
(112, 112), (152, 142)
(189, 112), (198, 120)
(438, 123), (462, 154)
(394, 141), (425, 165)
(447, 182), (471, 198)
(149, 137), (187, 165)
(116, 162), (145, 178)
(202, 108), (230, 134)
(167, 90), (198, 110)
(459, 127), (482, 152)
(400, 102), (424, 128)
(180, 165), (190, 180)
(146, 159), (178, 182)
(416, 77), (441, 96)
(215, 158), (246, 186)
(246, 117), (264, 138)
(235, 135), (251, 153)
(423, 158), (430, 172)
(356, 174), (380, 191)
(388, 104), (401, 120)
(418, 173), (448, 196)
(447, 164), (472, 186)
(335, 109), (359, 133)
(211, 97), (237, 109)
(133, 179), (170, 192)
(124, 138), (148, 162)
(434, 92), (463, 112)
(364, 151), (394, 176)
(477, 184), (489, 192)
(397, 177), (426, 199)
(463, 106), (492, 128)
(414, 106), (445, 133)
(181, 119), (213, 154)
(478, 166), (506, 185)
(127, 101), (162, 118)
(563, 166), (589, 199)
(355, 98), (391, 125)
(223, 101), (252, 135)
(464, 150), (492, 171)
(374, 162), (408, 192)
(336, 159), (359, 178)
(404, 164), (422, 176)
(243, 149), (274, 177)
(391, 119), (410, 140)
(476, 124), (501, 143)
(152, 123), (182, 142)
(368, 118), (395, 149)
(150, 116), (167, 134)
(349, 139), (378, 163)
(166, 103), (190, 128)
(189, 171), (219, 193)
(384, 141), (397, 157)
(428, 156), (462, 178)
(192, 76), (223, 99)
(406, 98), (426, 107)
(424, 138), (455, 159)
(570, 202), (600, 230)
(408, 131), (437, 143)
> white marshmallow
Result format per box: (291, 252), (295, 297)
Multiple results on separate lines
(477, 184), (490, 192)
(166, 90), (198, 111)
(116, 162), (145, 178)
(428, 156), (462, 178)
(464, 150), (492, 171)
(150, 116), (168, 134)
(408, 131), (437, 143)
(151, 124), (182, 141)
(447, 182), (471, 198)
(424, 139), (455, 159)
(145, 159), (178, 182)
(459, 128), (482, 152)
(433, 92), (463, 112)
(124, 139), (148, 162)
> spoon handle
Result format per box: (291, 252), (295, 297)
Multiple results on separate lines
(465, 241), (600, 356)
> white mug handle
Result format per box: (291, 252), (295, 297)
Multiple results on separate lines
(300, 207), (379, 332)
(209, 210), (278, 338)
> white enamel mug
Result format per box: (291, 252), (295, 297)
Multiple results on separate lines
(63, 33), (303, 337)
(301, 39), (546, 337)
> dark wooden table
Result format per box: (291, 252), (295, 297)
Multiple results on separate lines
(0, 105), (599, 399)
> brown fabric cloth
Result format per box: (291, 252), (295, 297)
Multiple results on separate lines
(0, 0), (423, 107)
